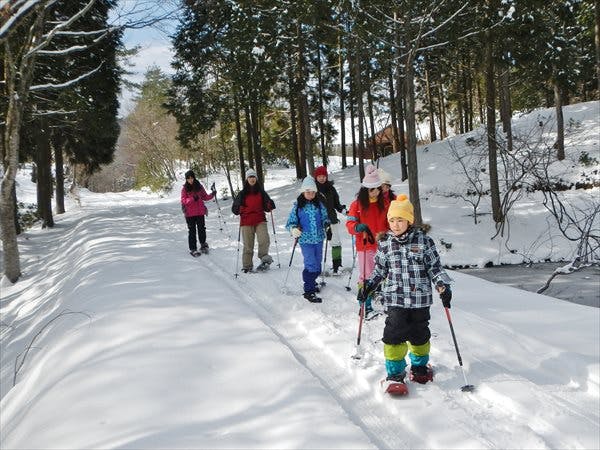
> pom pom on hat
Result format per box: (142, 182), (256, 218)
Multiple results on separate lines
(246, 168), (257, 179)
(387, 194), (414, 224)
(361, 164), (382, 188)
(314, 166), (328, 179)
(377, 168), (392, 186)
(300, 176), (317, 193)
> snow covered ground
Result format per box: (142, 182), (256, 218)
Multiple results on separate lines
(1, 102), (599, 449)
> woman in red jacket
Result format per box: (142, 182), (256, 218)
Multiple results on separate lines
(181, 170), (215, 256)
(231, 169), (276, 273)
(346, 164), (389, 317)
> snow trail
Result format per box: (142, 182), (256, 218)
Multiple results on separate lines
(197, 197), (600, 450)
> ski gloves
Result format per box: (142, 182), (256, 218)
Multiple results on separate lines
(437, 282), (452, 308)
(291, 226), (330, 240)
(357, 280), (376, 303)
(355, 223), (368, 233)
(360, 280), (452, 307)
(193, 183), (216, 202)
(355, 223), (375, 244)
(326, 225), (332, 241)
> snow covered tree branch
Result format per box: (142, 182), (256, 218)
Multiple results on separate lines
(29, 62), (103, 91)
(1, 0), (179, 283)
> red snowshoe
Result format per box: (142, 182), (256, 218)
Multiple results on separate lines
(409, 365), (434, 384)
(381, 373), (409, 396)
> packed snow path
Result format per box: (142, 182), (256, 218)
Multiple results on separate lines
(194, 203), (599, 450)
(2, 195), (598, 449)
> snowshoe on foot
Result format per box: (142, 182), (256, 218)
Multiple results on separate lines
(256, 261), (271, 272)
(409, 365), (434, 384)
(241, 268), (253, 274)
(381, 373), (408, 396)
(359, 304), (378, 319)
(200, 243), (209, 254)
(332, 259), (342, 275)
(303, 292), (322, 303)
(364, 308), (381, 321)
(322, 267), (350, 277)
(190, 250), (201, 257)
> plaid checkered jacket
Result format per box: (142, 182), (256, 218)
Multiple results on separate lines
(369, 228), (452, 309)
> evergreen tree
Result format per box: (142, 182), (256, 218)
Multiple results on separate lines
(123, 66), (182, 191)
(1, 0), (122, 282)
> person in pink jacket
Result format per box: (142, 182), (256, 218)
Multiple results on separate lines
(181, 170), (216, 256)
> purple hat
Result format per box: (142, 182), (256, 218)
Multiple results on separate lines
(361, 164), (382, 189)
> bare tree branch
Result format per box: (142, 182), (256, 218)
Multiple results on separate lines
(13, 310), (92, 386)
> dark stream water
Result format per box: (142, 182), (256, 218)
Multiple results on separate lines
(456, 262), (600, 308)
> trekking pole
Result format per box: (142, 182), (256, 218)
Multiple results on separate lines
(351, 236), (368, 359)
(319, 236), (328, 287)
(444, 307), (475, 392)
(282, 238), (298, 293)
(351, 302), (365, 360)
(234, 221), (242, 278)
(269, 211), (281, 268)
(345, 234), (356, 291)
(212, 192), (230, 238)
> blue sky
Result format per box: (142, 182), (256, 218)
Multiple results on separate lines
(111, 2), (179, 116)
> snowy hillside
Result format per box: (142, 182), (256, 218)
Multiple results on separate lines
(1, 102), (599, 449)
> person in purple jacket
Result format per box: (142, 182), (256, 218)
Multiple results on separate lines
(181, 170), (216, 256)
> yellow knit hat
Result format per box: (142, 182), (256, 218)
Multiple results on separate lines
(387, 194), (414, 224)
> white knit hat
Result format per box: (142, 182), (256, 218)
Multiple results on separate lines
(299, 176), (317, 193)
(246, 168), (257, 179)
(361, 164), (382, 189)
(377, 168), (392, 186)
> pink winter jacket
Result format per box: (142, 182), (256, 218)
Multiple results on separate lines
(181, 181), (214, 217)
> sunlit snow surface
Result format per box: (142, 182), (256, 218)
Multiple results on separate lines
(1, 101), (598, 449)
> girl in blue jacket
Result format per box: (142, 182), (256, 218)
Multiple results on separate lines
(286, 176), (330, 303)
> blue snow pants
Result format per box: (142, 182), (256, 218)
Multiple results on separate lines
(300, 242), (323, 294)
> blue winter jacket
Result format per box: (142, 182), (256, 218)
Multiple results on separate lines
(286, 196), (330, 244)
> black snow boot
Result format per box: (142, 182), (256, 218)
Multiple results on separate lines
(332, 259), (342, 274)
(410, 365), (433, 384)
(303, 292), (322, 303)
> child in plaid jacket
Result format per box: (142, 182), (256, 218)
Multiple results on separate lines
(360, 194), (453, 390)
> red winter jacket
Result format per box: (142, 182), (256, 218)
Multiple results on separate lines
(232, 187), (276, 226)
(181, 181), (214, 217)
(238, 191), (269, 226)
(346, 198), (389, 252)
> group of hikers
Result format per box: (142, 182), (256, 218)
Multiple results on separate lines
(180, 164), (453, 394)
